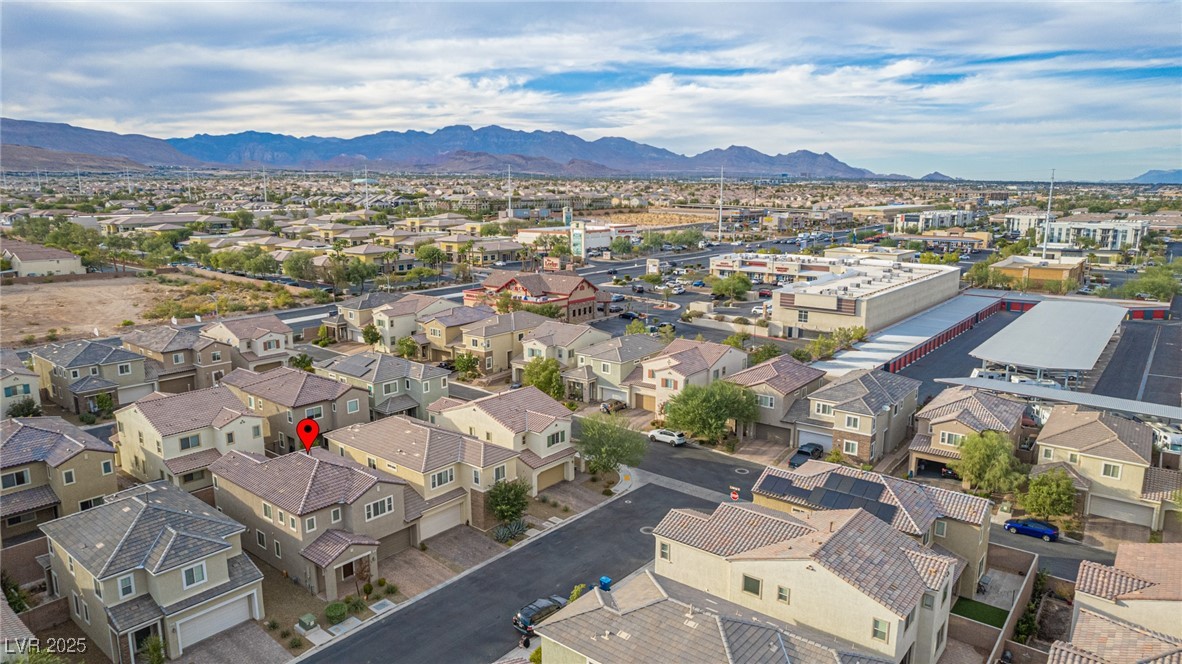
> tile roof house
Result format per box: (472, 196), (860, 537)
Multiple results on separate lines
(909, 386), (1027, 476)
(414, 305), (497, 364)
(462, 270), (603, 323)
(31, 340), (158, 415)
(1, 417), (117, 546)
(625, 339), (749, 414)
(752, 460), (992, 597)
(0, 240), (84, 277)
(651, 502), (960, 664)
(369, 294), (460, 351)
(37, 481), (265, 663)
(784, 369), (921, 466)
(329, 292), (406, 342)
(121, 325), (233, 394)
(313, 351), (450, 419)
(725, 355), (828, 446)
(112, 387), (266, 494)
(209, 448), (414, 599)
(569, 334), (667, 405)
(1033, 405), (1178, 530)
(1, 347), (40, 417)
(539, 570), (893, 664)
(1074, 543), (1181, 637)
(199, 314), (293, 371)
(510, 320), (611, 394)
(1048, 607), (1180, 664)
(432, 386), (575, 498)
(458, 310), (551, 375)
(324, 415), (520, 532)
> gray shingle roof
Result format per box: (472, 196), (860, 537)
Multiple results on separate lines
(220, 367), (357, 407)
(521, 320), (599, 348)
(1, 416), (115, 469)
(301, 529), (380, 567)
(374, 393), (420, 415)
(208, 448), (404, 516)
(460, 311), (549, 337)
(0, 484), (60, 518)
(373, 294), (455, 318)
(157, 553), (262, 617)
(810, 369), (921, 416)
(122, 326), (208, 354)
(315, 351), (447, 383)
(439, 386), (570, 434)
(323, 416), (518, 474)
(121, 386), (256, 437)
(916, 386), (1026, 433)
(67, 375), (120, 393)
(0, 348), (36, 379)
(336, 292), (405, 312)
(201, 314), (291, 341)
(727, 355), (827, 395)
(105, 594), (164, 633)
(577, 335), (667, 363)
(38, 481), (244, 580)
(418, 305), (496, 328)
(32, 340), (144, 369)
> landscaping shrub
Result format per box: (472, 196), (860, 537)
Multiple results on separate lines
(493, 519), (528, 543)
(602, 488), (614, 496)
(562, 505), (570, 513)
(377, 577), (387, 587)
(119, 320), (135, 327)
(345, 595), (366, 614)
(420, 542), (428, 551)
(79, 412), (97, 425)
(362, 582), (373, 597)
(279, 629), (291, 638)
(530, 646), (543, 664)
(733, 316), (750, 325)
(288, 636), (304, 649)
(325, 602), (347, 624)
(265, 619), (278, 631)
(46, 329), (59, 342)
(21, 335), (35, 346)
(756, 319), (769, 328)
(590, 475), (599, 483)
(384, 584), (397, 596)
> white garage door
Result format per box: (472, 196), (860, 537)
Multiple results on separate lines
(177, 594), (252, 653)
(1089, 496), (1154, 528)
(117, 383), (154, 406)
(798, 429), (833, 453)
(599, 387), (627, 403)
(419, 500), (464, 540)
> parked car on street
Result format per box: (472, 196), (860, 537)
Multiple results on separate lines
(512, 595), (568, 635)
(787, 443), (825, 468)
(493, 260), (507, 267)
(631, 284), (646, 293)
(751, 303), (771, 315)
(648, 429), (688, 446)
(610, 293), (626, 302)
(619, 311), (641, 320)
(1003, 518), (1059, 542)
(605, 268), (618, 275)
(600, 399), (627, 413)
(608, 304), (623, 313)
(757, 288), (773, 297)
(691, 280), (706, 287)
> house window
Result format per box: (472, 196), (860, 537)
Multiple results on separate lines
(940, 432), (966, 447)
(67, 555), (75, 575)
(225, 432), (235, 445)
(331, 508), (342, 523)
(101, 460), (113, 475)
(70, 370), (80, 379)
(404, 379), (411, 390)
(137, 431), (143, 445)
(182, 471), (204, 484)
(62, 469), (76, 485)
(936, 622), (946, 649)
(441, 377), (447, 388)
(80, 496), (104, 510)
(179, 434), (200, 450)
(263, 502), (272, 519)
(263, 340), (280, 351)
(212, 476), (219, 488)
(741, 575), (762, 597)
(367, 457), (377, 469)
(473, 469), (481, 485)
(248, 396), (256, 409)
(117, 364), (131, 375)
(659, 542), (671, 561)
(872, 618), (889, 642)
(1, 470), (30, 489)
(256, 530), (267, 547)
(942, 583), (949, 605)
(274, 540), (282, 558)
(934, 521), (947, 538)
(430, 468), (455, 489)
(89, 367), (98, 376)
(332, 402), (337, 413)
(844, 440), (858, 455)
(305, 516), (316, 533)
(922, 594), (934, 609)
(365, 495), (395, 520)
(798, 311), (809, 323)
(814, 402), (833, 416)
(346, 398), (360, 414)
(494, 465), (506, 483)
(757, 394), (775, 409)
(1068, 453), (1079, 464)
(844, 415), (860, 429)
(287, 411), (293, 423)
(485, 356), (493, 369)
(1102, 463), (1121, 479)
(905, 607), (915, 631)
(305, 406), (323, 420)
(470, 339), (478, 348)
(119, 575), (134, 598)
(211, 351), (222, 362)
(777, 586), (790, 604)
(547, 430), (567, 447)
(182, 562), (207, 589)
(1042, 447), (1053, 460)
(172, 353), (184, 365)
(383, 382), (398, 395)
(252, 425), (261, 438)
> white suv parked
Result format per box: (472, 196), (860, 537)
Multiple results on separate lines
(648, 429), (688, 446)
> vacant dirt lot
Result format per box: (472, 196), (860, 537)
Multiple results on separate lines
(1, 277), (192, 344)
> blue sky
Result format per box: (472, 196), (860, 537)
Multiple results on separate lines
(2, 1), (1180, 180)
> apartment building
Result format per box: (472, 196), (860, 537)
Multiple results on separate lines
(908, 386), (1026, 477)
(567, 335), (667, 405)
(1, 348), (40, 417)
(113, 387), (266, 492)
(199, 314), (294, 371)
(313, 351), (450, 419)
(38, 482), (265, 662)
(1045, 216), (1147, 251)
(371, 294), (460, 351)
(1, 418), (117, 545)
(892, 210), (974, 233)
(724, 355), (828, 445)
(624, 339), (748, 414)
(31, 341), (157, 415)
(219, 367), (369, 454)
(457, 311), (550, 375)
(1004, 209), (1052, 236)
(122, 326), (233, 393)
(210, 448), (415, 598)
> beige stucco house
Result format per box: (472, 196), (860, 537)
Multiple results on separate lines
(624, 339), (749, 414)
(122, 326), (233, 394)
(414, 306), (497, 363)
(31, 340), (157, 415)
(568, 335), (667, 404)
(1, 348), (40, 417)
(199, 314), (293, 371)
(1, 240), (84, 277)
(510, 320), (610, 394)
(1073, 543), (1180, 638)
(725, 355), (827, 445)
(313, 351), (450, 420)
(908, 386), (1026, 477)
(458, 311), (550, 375)
(372, 294), (460, 352)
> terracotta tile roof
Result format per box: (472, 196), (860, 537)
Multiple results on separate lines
(300, 529), (380, 567)
(440, 386), (571, 434)
(810, 369), (921, 416)
(644, 339), (736, 378)
(0, 484), (60, 518)
(336, 292), (405, 312)
(322, 415), (517, 473)
(577, 334), (666, 363)
(121, 386), (257, 437)
(908, 433), (962, 460)
(201, 313), (291, 341)
(1142, 467), (1182, 502)
(426, 396), (465, 413)
(461, 311), (550, 337)
(1051, 608), (1182, 664)
(403, 486), (466, 522)
(916, 386), (1025, 433)
(163, 448), (224, 475)
(419, 305), (496, 328)
(373, 294), (454, 318)
(1037, 405), (1153, 465)
(522, 320), (599, 348)
(725, 355), (826, 395)
(518, 445), (577, 470)
(1076, 544), (1182, 602)
(481, 270), (592, 297)
(1, 416), (114, 469)
(220, 367), (357, 407)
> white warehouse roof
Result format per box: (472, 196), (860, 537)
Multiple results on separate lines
(969, 301), (1126, 372)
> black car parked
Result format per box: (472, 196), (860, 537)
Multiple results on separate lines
(787, 443), (825, 468)
(513, 595), (568, 635)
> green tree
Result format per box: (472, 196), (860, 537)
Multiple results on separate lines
(487, 479), (531, 523)
(139, 635), (166, 664)
(347, 259), (380, 293)
(480, 222), (503, 237)
(522, 357), (564, 400)
(952, 431), (1026, 494)
(711, 273), (752, 302)
(13, 649), (67, 664)
(748, 344), (781, 365)
(640, 273), (665, 287)
(520, 303), (563, 318)
(624, 319), (648, 335)
(569, 583), (588, 603)
(5, 398), (42, 418)
(722, 332), (751, 350)
(282, 252), (315, 282)
(610, 237), (633, 255)
(825, 447), (846, 464)
(288, 353), (314, 372)
(790, 348), (813, 363)
(361, 324), (382, 345)
(664, 382), (758, 445)
(574, 413), (648, 475)
(95, 392), (114, 416)
(394, 336), (418, 359)
(230, 209), (255, 229)
(246, 254), (279, 276)
(454, 352), (479, 378)
(806, 335), (838, 360)
(415, 244), (447, 268)
(404, 266), (440, 288)
(1021, 468), (1077, 518)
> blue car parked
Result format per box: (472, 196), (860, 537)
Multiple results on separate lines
(1003, 518), (1059, 542)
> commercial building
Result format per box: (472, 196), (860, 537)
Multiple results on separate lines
(1045, 215), (1147, 251)
(1003, 209), (1053, 236)
(892, 209), (974, 233)
(462, 270), (603, 324)
(989, 255), (1085, 288)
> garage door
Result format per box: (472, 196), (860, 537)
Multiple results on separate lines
(537, 464), (566, 492)
(1089, 495), (1155, 527)
(600, 387), (626, 403)
(378, 527), (412, 558)
(797, 429), (833, 452)
(419, 499), (464, 540)
(117, 383), (154, 405)
(177, 594), (252, 653)
(636, 394), (656, 412)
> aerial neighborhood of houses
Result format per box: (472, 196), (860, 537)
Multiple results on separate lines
(1, 172), (1180, 664)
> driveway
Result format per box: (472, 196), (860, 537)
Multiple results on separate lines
(1081, 516), (1151, 551)
(377, 546), (456, 598)
(731, 437), (792, 467)
(182, 622), (289, 664)
(423, 525), (505, 571)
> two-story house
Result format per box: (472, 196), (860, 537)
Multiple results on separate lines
(431, 387), (575, 496)
(646, 501), (959, 664)
(509, 320), (610, 392)
(38, 482), (265, 663)
(323, 292), (405, 343)
(414, 305), (497, 363)
(461, 270), (603, 323)
(1047, 606), (1181, 664)
(312, 351), (450, 420)
(371, 294), (460, 352)
(1033, 405), (1179, 530)
(624, 339), (748, 414)
(1074, 543), (1180, 638)
(210, 448), (415, 599)
(752, 460), (992, 597)
(324, 415), (519, 533)
(112, 387), (266, 494)
(458, 311), (550, 375)
(1, 418), (117, 545)
(199, 314), (293, 371)
(725, 355), (827, 445)
(122, 326), (234, 393)
(567, 335), (667, 404)
(220, 367), (369, 454)
(1, 348), (40, 417)
(784, 369), (920, 465)
(908, 386), (1026, 478)
(31, 340), (157, 415)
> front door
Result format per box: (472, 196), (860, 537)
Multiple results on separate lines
(341, 561), (355, 579)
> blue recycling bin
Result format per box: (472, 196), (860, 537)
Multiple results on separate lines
(599, 576), (612, 591)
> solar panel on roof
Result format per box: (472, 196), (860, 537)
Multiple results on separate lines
(836, 476), (857, 493)
(862, 482), (885, 500)
(822, 474), (844, 490)
(761, 475), (790, 496)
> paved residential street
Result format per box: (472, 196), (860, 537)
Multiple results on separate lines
(298, 484), (712, 664)
(989, 524), (1115, 580)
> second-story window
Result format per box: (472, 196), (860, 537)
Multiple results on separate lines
(211, 351), (222, 362)
(939, 432), (966, 447)
(172, 353), (184, 365)
(546, 431), (567, 447)
(179, 435), (200, 450)
(182, 563), (207, 590)
(117, 364), (131, 375)
(871, 618), (889, 642)
(430, 468), (454, 489)
(844, 415), (860, 429)
(305, 406), (323, 420)
(225, 432), (235, 445)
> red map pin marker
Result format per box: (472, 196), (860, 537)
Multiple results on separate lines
(296, 418), (320, 453)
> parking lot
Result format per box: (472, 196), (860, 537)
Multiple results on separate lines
(896, 310), (1021, 402)
(1093, 298), (1182, 406)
